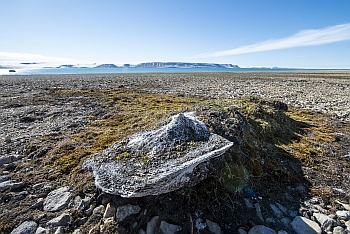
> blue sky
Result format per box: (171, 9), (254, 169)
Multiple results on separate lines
(1, 0), (350, 68)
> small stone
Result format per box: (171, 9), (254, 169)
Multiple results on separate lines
(115, 204), (141, 222)
(10, 220), (38, 234)
(146, 216), (159, 234)
(84, 201), (96, 216)
(43, 186), (71, 212)
(280, 217), (292, 229)
(35, 227), (49, 234)
(92, 205), (105, 215)
(195, 218), (207, 229)
(248, 225), (276, 234)
(54, 227), (64, 234)
(69, 195), (93, 211)
(0, 180), (17, 192)
(0, 155), (16, 167)
(206, 219), (222, 234)
(345, 220), (350, 228)
(32, 182), (47, 189)
(277, 231), (288, 234)
(160, 221), (182, 234)
(103, 203), (116, 220)
(266, 217), (276, 223)
(0, 175), (10, 183)
(270, 204), (283, 219)
(275, 203), (288, 215)
(295, 186), (306, 193)
(336, 211), (350, 220)
(72, 229), (81, 234)
(244, 198), (254, 208)
(238, 228), (248, 234)
(313, 212), (335, 232)
(290, 216), (322, 234)
(30, 198), (44, 210)
(47, 213), (73, 227)
(332, 226), (346, 234)
(5, 136), (11, 143)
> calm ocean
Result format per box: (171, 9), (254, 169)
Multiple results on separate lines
(0, 67), (302, 75)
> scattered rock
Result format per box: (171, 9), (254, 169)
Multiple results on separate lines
(35, 227), (49, 234)
(68, 195), (92, 211)
(10, 220), (38, 234)
(43, 186), (71, 212)
(0, 175), (10, 183)
(0, 180), (24, 192)
(147, 216), (159, 234)
(115, 204), (141, 222)
(54, 227), (65, 234)
(248, 225), (276, 234)
(159, 221), (182, 234)
(270, 204), (283, 219)
(332, 226), (346, 234)
(336, 211), (350, 220)
(238, 228), (248, 234)
(47, 213), (73, 227)
(32, 182), (47, 190)
(0, 155), (16, 167)
(84, 201), (97, 216)
(92, 205), (105, 215)
(313, 212), (335, 232)
(206, 219), (222, 234)
(30, 198), (44, 210)
(290, 216), (322, 234)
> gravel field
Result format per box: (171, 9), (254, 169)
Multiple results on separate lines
(1, 71), (350, 234)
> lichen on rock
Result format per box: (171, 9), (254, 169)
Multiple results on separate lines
(83, 112), (233, 197)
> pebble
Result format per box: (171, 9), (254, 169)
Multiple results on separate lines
(47, 213), (73, 227)
(159, 221), (182, 234)
(30, 198), (44, 210)
(54, 227), (65, 234)
(313, 212), (335, 232)
(35, 227), (49, 234)
(115, 204), (141, 222)
(92, 205), (105, 215)
(0, 175), (10, 183)
(146, 216), (159, 234)
(270, 204), (283, 219)
(248, 225), (276, 234)
(332, 226), (346, 234)
(10, 220), (38, 234)
(336, 211), (350, 220)
(290, 216), (322, 234)
(43, 186), (71, 212)
(206, 219), (222, 234)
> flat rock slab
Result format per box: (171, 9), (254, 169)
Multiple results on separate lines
(84, 113), (233, 197)
(43, 186), (71, 212)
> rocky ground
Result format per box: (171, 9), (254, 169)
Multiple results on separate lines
(0, 71), (350, 234)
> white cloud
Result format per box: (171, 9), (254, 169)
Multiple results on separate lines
(194, 23), (350, 58)
(0, 51), (77, 64)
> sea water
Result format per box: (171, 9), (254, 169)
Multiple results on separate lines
(0, 67), (302, 75)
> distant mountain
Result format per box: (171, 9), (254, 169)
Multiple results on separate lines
(132, 62), (239, 69)
(95, 64), (119, 68)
